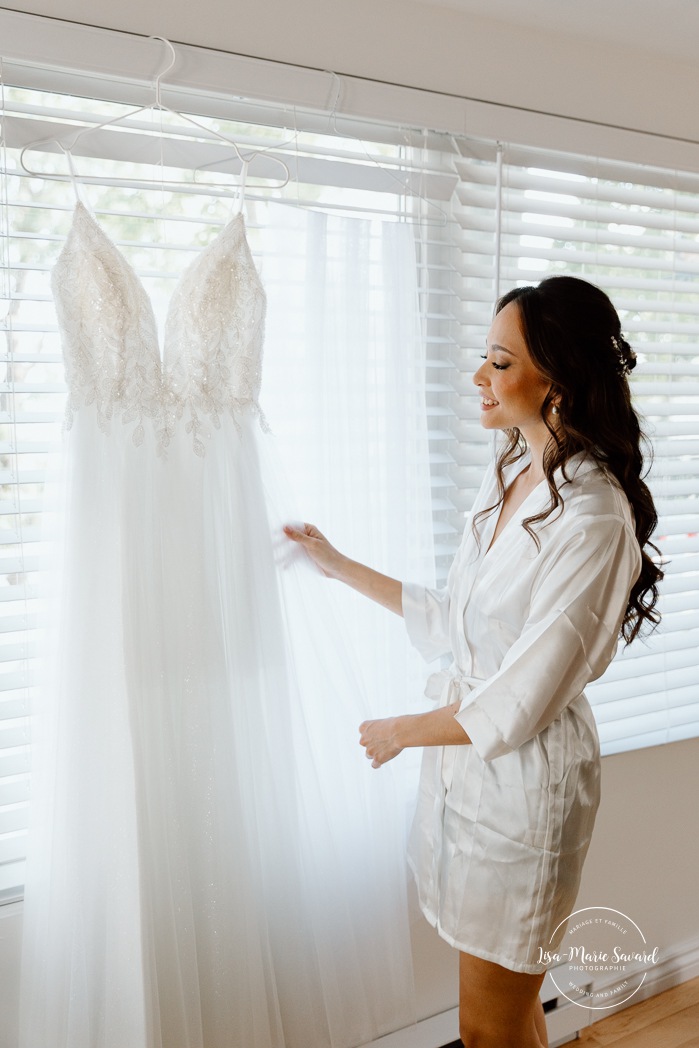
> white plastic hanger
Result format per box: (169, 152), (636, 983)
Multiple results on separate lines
(18, 37), (290, 194)
(321, 70), (448, 228)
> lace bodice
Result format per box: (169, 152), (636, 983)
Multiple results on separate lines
(52, 203), (267, 455)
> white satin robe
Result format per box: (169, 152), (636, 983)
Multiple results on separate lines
(402, 451), (641, 973)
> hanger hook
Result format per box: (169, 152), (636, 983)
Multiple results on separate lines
(148, 36), (177, 107)
(323, 70), (343, 134)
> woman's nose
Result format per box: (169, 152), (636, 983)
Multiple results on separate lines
(473, 361), (486, 386)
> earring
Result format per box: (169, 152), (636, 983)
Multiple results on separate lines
(552, 405), (559, 415)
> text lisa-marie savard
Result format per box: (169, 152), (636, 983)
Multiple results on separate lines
(537, 946), (660, 968)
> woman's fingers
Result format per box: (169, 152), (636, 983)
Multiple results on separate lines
(282, 522), (340, 578)
(358, 718), (403, 768)
(283, 522), (310, 541)
(283, 522), (326, 546)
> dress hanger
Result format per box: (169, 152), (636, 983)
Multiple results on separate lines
(321, 70), (448, 229)
(18, 37), (290, 194)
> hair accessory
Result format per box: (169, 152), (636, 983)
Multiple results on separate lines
(611, 334), (636, 376)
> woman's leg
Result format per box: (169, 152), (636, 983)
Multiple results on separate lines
(533, 996), (549, 1047)
(458, 951), (548, 1048)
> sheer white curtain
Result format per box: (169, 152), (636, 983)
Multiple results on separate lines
(18, 198), (434, 1048)
(260, 203), (437, 728)
(255, 201), (440, 1039)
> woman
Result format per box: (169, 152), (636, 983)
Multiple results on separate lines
(284, 276), (662, 1048)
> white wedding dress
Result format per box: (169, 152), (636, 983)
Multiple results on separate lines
(18, 202), (414, 1048)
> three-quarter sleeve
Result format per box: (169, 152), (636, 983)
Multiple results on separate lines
(401, 581), (452, 662)
(455, 513), (641, 762)
(401, 512), (474, 663)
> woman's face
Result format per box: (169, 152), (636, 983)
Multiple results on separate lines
(473, 300), (553, 435)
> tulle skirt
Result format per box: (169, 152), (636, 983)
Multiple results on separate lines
(19, 407), (415, 1048)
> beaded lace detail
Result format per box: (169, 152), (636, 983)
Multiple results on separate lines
(52, 203), (268, 456)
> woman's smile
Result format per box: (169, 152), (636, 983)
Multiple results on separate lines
(480, 395), (499, 410)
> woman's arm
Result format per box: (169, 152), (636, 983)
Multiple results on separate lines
(283, 523), (403, 616)
(359, 702), (471, 768)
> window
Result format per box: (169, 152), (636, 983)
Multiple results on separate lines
(0, 81), (445, 898)
(2, 37), (698, 900)
(451, 139), (699, 756)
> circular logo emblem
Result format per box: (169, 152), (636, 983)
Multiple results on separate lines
(540, 906), (660, 1010)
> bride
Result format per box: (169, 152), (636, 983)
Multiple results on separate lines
(285, 275), (662, 1048)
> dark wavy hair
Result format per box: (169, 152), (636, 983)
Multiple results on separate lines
(474, 275), (662, 644)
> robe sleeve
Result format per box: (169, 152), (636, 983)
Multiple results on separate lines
(401, 510), (477, 663)
(401, 581), (452, 662)
(401, 466), (496, 663)
(455, 513), (642, 762)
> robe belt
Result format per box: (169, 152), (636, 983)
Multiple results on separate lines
(424, 666), (484, 708)
(424, 667), (484, 792)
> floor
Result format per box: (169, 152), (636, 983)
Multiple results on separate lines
(440, 974), (699, 1047)
(576, 974), (699, 1046)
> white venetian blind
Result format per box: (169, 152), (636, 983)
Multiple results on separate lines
(0, 79), (453, 899)
(410, 137), (465, 582)
(450, 137), (699, 756)
(2, 61), (698, 899)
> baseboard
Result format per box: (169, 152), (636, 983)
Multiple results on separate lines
(360, 1008), (460, 1048)
(359, 936), (699, 1048)
(558, 934), (699, 1040)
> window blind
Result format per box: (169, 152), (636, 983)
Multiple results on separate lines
(450, 137), (699, 757)
(0, 82), (452, 899)
(2, 67), (698, 899)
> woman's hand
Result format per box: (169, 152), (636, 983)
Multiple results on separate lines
(282, 522), (346, 579)
(358, 717), (404, 769)
(283, 523), (404, 615)
(360, 704), (471, 768)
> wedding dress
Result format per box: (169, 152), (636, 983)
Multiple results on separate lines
(18, 201), (414, 1048)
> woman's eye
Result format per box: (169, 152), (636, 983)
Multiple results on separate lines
(480, 353), (508, 370)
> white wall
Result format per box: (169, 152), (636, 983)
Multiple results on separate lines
(0, 901), (21, 1048)
(579, 736), (699, 954)
(2, 0), (698, 144)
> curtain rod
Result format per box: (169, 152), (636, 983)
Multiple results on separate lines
(2, 7), (699, 167)
(3, 6), (698, 149)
